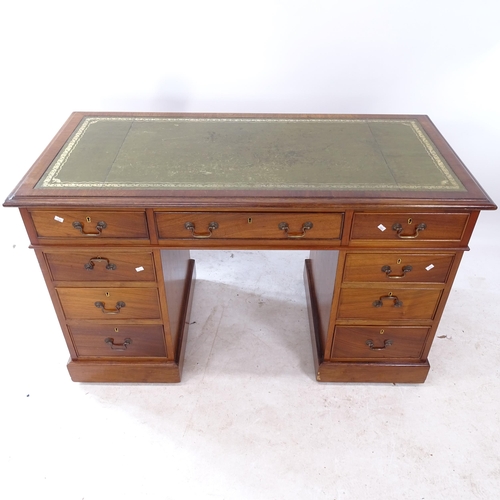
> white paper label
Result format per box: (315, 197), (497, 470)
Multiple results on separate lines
(377, 224), (386, 232)
(135, 266), (145, 272)
(54, 215), (64, 223)
(425, 264), (435, 271)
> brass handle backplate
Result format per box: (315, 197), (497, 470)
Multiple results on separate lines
(381, 265), (412, 279)
(184, 221), (219, 238)
(84, 257), (116, 271)
(392, 222), (426, 239)
(372, 295), (403, 308)
(278, 221), (313, 238)
(104, 337), (132, 351)
(72, 220), (107, 236)
(366, 339), (393, 350)
(94, 301), (126, 314)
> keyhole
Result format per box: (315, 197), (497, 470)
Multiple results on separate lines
(388, 291), (393, 297)
(248, 217), (253, 224)
(105, 292), (110, 297)
(86, 216), (92, 223)
(380, 329), (385, 335)
(114, 327), (119, 333)
(407, 218), (413, 225)
(397, 258), (402, 265)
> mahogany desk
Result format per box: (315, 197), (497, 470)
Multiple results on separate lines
(4, 113), (496, 383)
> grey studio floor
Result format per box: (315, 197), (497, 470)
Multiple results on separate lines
(2, 210), (500, 500)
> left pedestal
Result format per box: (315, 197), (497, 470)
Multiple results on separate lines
(24, 208), (195, 383)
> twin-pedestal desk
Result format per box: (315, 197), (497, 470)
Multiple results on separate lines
(5, 113), (496, 383)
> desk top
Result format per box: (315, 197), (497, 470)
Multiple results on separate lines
(5, 112), (496, 209)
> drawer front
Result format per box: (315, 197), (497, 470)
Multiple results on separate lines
(45, 251), (156, 282)
(69, 324), (166, 357)
(332, 326), (429, 359)
(350, 213), (469, 242)
(30, 210), (149, 239)
(57, 287), (161, 320)
(343, 253), (455, 283)
(156, 212), (343, 240)
(337, 288), (442, 320)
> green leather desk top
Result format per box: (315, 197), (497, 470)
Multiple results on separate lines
(36, 116), (466, 192)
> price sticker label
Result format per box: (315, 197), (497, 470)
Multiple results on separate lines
(135, 266), (145, 272)
(377, 224), (386, 232)
(54, 215), (64, 223)
(425, 264), (435, 271)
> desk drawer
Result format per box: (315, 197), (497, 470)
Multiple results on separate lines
(57, 287), (161, 320)
(156, 212), (343, 240)
(343, 253), (455, 283)
(332, 326), (429, 359)
(45, 251), (156, 282)
(30, 210), (149, 239)
(70, 324), (166, 357)
(350, 213), (469, 242)
(337, 288), (442, 320)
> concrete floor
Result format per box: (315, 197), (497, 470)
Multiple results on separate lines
(1, 210), (500, 500)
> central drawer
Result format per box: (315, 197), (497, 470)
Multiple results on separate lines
(57, 287), (161, 320)
(337, 287), (442, 321)
(155, 212), (343, 240)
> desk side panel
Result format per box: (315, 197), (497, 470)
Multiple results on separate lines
(160, 250), (192, 361)
(307, 251), (339, 357)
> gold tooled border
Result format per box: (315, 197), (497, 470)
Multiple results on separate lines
(39, 117), (465, 191)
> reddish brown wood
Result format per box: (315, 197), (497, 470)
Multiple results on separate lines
(304, 259), (323, 377)
(307, 251), (339, 356)
(337, 287), (442, 321)
(160, 250), (192, 360)
(44, 250), (156, 282)
(331, 326), (430, 360)
(67, 359), (182, 383)
(317, 361), (430, 383)
(175, 259), (196, 377)
(29, 209), (149, 239)
(69, 324), (167, 357)
(4, 112), (496, 384)
(56, 287), (161, 320)
(33, 248), (78, 359)
(350, 212), (469, 242)
(156, 212), (343, 240)
(343, 252), (455, 283)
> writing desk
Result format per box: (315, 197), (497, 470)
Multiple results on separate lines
(4, 113), (496, 383)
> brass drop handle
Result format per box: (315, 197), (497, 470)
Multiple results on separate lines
(381, 265), (412, 279)
(366, 339), (393, 350)
(278, 221), (313, 238)
(94, 301), (126, 314)
(72, 220), (107, 236)
(84, 257), (116, 271)
(104, 337), (132, 351)
(184, 221), (219, 238)
(392, 222), (426, 239)
(373, 295), (403, 308)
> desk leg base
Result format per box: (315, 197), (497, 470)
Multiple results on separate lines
(67, 259), (196, 384)
(67, 359), (184, 383)
(304, 259), (430, 384)
(315, 361), (430, 384)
